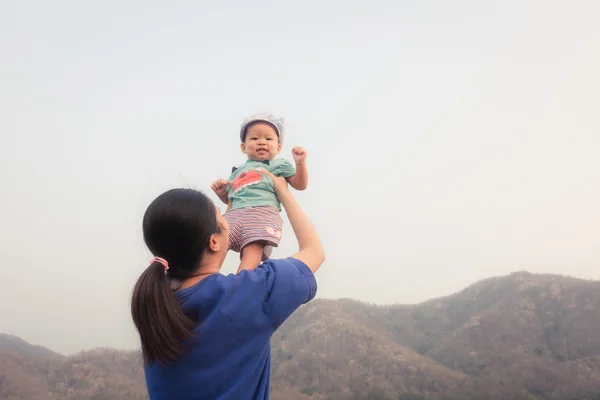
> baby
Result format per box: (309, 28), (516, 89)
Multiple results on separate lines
(211, 113), (308, 273)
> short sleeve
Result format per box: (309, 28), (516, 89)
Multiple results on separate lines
(269, 159), (296, 178)
(257, 257), (317, 329)
(227, 167), (239, 182)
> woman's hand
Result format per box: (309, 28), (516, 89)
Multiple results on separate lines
(258, 169), (290, 198)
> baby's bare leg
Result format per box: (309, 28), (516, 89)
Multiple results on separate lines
(237, 241), (266, 273)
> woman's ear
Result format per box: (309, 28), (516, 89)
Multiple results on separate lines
(208, 234), (221, 253)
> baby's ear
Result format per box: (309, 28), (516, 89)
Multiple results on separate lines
(240, 142), (246, 153)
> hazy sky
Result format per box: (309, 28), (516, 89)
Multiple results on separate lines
(1, 0), (599, 355)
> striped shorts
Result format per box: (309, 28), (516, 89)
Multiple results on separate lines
(224, 206), (283, 260)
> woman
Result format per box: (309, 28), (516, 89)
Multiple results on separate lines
(130, 170), (325, 400)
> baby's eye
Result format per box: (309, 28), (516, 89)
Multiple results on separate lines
(267, 138), (273, 140)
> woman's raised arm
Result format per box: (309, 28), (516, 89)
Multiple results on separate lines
(260, 170), (325, 273)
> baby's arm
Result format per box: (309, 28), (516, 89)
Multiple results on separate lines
(287, 162), (308, 191)
(218, 192), (230, 205)
(287, 146), (309, 191)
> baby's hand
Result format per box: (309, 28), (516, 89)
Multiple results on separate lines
(292, 146), (307, 164)
(211, 179), (229, 197)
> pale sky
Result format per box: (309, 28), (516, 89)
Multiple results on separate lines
(1, 0), (599, 355)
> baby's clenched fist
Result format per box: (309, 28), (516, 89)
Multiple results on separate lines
(292, 146), (307, 164)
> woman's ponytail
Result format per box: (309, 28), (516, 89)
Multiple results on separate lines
(131, 260), (195, 365)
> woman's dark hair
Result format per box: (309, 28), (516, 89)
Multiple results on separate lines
(131, 188), (221, 365)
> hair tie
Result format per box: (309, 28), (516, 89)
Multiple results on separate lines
(150, 256), (169, 270)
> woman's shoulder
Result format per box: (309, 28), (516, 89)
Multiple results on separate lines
(257, 257), (315, 283)
(251, 258), (318, 328)
(177, 258), (317, 328)
(208, 258), (315, 294)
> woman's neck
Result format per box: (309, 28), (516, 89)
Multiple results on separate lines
(176, 263), (221, 291)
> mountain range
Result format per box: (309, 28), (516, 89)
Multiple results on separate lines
(1, 271), (600, 399)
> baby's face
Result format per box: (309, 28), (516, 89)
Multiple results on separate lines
(240, 122), (282, 161)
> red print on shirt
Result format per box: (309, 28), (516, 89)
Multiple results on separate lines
(231, 170), (263, 194)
